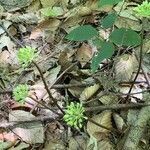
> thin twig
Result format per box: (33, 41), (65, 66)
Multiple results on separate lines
(85, 103), (150, 112)
(0, 116), (59, 129)
(135, 53), (150, 87)
(49, 62), (78, 89)
(32, 61), (65, 114)
(28, 96), (62, 116)
(126, 20), (144, 101)
(0, 82), (93, 95)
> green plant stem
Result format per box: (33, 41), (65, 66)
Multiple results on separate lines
(32, 61), (65, 114)
(126, 20), (144, 101)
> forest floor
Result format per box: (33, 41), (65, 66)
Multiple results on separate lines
(0, 0), (150, 150)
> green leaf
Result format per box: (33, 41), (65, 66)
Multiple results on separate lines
(66, 25), (98, 41)
(101, 13), (117, 29)
(92, 38), (104, 49)
(109, 28), (141, 46)
(41, 7), (64, 17)
(91, 42), (115, 72)
(99, 0), (123, 7)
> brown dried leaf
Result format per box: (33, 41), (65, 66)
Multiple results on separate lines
(9, 110), (44, 144)
(30, 19), (60, 39)
(80, 84), (100, 101)
(76, 43), (94, 67)
(87, 110), (112, 139)
(115, 54), (137, 82)
(113, 113), (126, 131)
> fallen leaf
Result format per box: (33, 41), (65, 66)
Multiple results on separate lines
(68, 135), (87, 150)
(113, 113), (126, 131)
(30, 19), (60, 39)
(99, 94), (118, 105)
(9, 110), (44, 144)
(80, 84), (100, 101)
(114, 54), (138, 82)
(87, 110), (112, 139)
(76, 43), (94, 67)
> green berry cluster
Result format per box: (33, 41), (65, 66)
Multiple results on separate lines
(17, 46), (37, 67)
(63, 102), (87, 129)
(134, 0), (150, 18)
(13, 84), (29, 103)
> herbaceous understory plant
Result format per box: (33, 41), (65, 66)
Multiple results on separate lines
(13, 84), (29, 104)
(13, 46), (37, 103)
(63, 102), (87, 129)
(16, 46), (87, 129)
(17, 46), (37, 68)
(134, 0), (150, 17)
(65, 0), (150, 73)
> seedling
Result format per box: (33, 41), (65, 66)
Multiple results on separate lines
(63, 102), (87, 129)
(134, 0), (150, 18)
(17, 46), (37, 67)
(13, 84), (29, 104)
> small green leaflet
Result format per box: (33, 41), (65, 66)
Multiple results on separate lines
(101, 13), (117, 29)
(41, 7), (64, 17)
(66, 25), (98, 41)
(109, 28), (141, 46)
(99, 0), (123, 7)
(91, 42), (115, 72)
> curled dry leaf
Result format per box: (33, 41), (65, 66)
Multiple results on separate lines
(114, 54), (138, 82)
(99, 93), (118, 105)
(80, 84), (100, 101)
(30, 19), (61, 39)
(87, 110), (112, 139)
(76, 43), (94, 67)
(113, 113), (126, 131)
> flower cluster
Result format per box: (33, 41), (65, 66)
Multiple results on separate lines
(13, 84), (29, 103)
(134, 0), (150, 18)
(63, 102), (87, 129)
(17, 46), (37, 67)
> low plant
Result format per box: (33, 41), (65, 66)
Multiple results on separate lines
(63, 102), (87, 129)
(134, 0), (150, 18)
(13, 84), (29, 103)
(17, 46), (37, 68)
